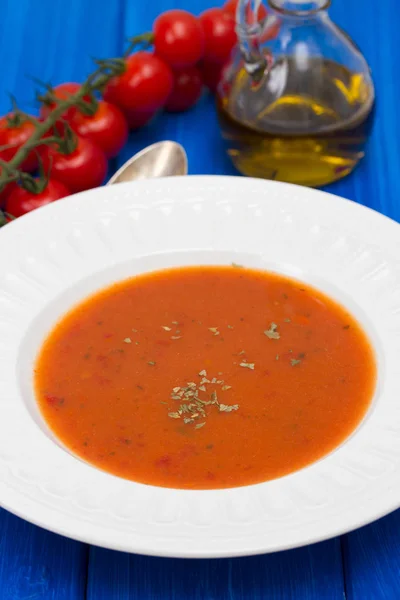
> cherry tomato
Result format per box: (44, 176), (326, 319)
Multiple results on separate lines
(153, 10), (204, 68)
(0, 114), (38, 172)
(104, 52), (173, 129)
(39, 82), (82, 122)
(200, 8), (237, 64)
(223, 0), (237, 16)
(199, 60), (225, 93)
(5, 179), (70, 218)
(165, 66), (203, 112)
(39, 82), (96, 137)
(123, 109), (157, 130)
(69, 100), (128, 158)
(41, 136), (107, 194)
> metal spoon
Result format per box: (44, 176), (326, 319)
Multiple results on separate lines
(107, 141), (188, 185)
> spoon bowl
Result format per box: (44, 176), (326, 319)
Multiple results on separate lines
(107, 141), (188, 185)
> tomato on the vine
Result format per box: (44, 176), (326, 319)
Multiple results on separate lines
(165, 66), (203, 112)
(199, 60), (225, 93)
(69, 100), (128, 158)
(104, 52), (173, 129)
(5, 179), (70, 218)
(0, 114), (38, 173)
(200, 8), (237, 64)
(39, 82), (82, 122)
(123, 109), (158, 130)
(223, 0), (237, 15)
(153, 10), (204, 68)
(41, 136), (107, 194)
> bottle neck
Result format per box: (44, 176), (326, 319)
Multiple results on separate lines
(268, 0), (330, 15)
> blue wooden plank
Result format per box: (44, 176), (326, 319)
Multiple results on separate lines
(0, 0), (124, 598)
(0, 0), (124, 113)
(0, 508), (87, 600)
(342, 511), (400, 600)
(87, 539), (344, 600)
(0, 0), (399, 598)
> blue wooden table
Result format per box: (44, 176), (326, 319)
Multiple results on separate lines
(1, 0), (400, 598)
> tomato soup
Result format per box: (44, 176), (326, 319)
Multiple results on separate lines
(34, 266), (376, 489)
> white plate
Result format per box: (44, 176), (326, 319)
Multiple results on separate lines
(1, 175), (400, 558)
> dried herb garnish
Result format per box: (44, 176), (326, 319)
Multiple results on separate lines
(123, 337), (132, 343)
(208, 327), (220, 336)
(264, 323), (280, 340)
(148, 361), (156, 366)
(219, 403), (239, 412)
(240, 362), (255, 370)
(290, 358), (302, 366)
(166, 370), (238, 428)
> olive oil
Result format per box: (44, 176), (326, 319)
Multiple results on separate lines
(217, 58), (375, 187)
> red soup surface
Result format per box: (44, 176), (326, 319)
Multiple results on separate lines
(35, 266), (376, 489)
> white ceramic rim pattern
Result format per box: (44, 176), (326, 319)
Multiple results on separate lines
(1, 175), (400, 558)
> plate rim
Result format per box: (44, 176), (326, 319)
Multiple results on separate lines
(1, 175), (399, 558)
